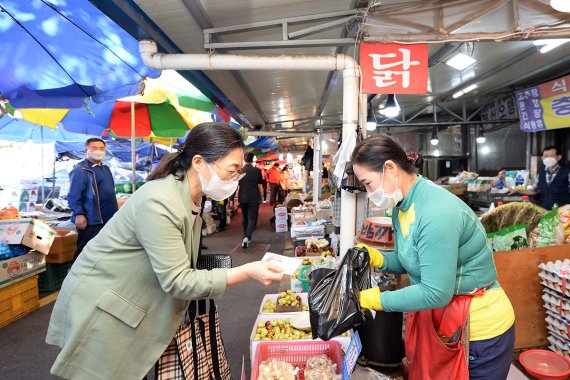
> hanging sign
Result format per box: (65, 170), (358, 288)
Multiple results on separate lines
(360, 43), (428, 94)
(515, 74), (570, 132)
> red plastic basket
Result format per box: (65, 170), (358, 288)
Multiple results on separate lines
(519, 349), (570, 380)
(250, 341), (343, 380)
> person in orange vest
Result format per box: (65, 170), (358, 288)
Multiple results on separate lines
(266, 162), (282, 205)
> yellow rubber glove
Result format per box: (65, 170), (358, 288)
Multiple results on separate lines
(356, 243), (384, 268)
(360, 287), (383, 311)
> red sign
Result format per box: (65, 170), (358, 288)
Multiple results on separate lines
(360, 43), (428, 94)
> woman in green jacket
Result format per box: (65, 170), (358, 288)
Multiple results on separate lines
(352, 134), (515, 380)
(46, 123), (283, 379)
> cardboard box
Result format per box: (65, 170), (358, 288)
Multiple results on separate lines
(258, 293), (309, 315)
(275, 221), (288, 233)
(47, 228), (77, 263)
(274, 207), (288, 219)
(0, 219), (56, 254)
(0, 251), (46, 289)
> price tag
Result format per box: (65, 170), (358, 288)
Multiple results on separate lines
(341, 330), (362, 380)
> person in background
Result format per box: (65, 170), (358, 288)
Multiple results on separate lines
(215, 198), (228, 232)
(352, 134), (515, 380)
(46, 123), (283, 379)
(509, 146), (570, 210)
(68, 138), (118, 261)
(280, 164), (291, 201)
(237, 152), (264, 248)
(258, 162), (268, 202)
(322, 163), (329, 179)
(267, 162), (282, 205)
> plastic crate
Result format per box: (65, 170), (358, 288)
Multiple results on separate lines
(38, 262), (72, 292)
(250, 341), (343, 380)
(0, 275), (39, 328)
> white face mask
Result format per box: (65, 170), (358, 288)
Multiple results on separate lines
(542, 157), (558, 168)
(198, 163), (239, 201)
(367, 170), (404, 210)
(88, 151), (106, 161)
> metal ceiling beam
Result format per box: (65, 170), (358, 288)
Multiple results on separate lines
(204, 9), (360, 50)
(181, 0), (268, 127)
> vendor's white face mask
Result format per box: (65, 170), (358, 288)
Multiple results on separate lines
(368, 169), (403, 210)
(198, 163), (238, 201)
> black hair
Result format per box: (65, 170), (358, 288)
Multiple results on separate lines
(148, 123), (244, 181)
(282, 165), (289, 171)
(245, 152), (255, 163)
(351, 134), (423, 174)
(543, 146), (560, 155)
(273, 162), (279, 167)
(85, 138), (105, 147)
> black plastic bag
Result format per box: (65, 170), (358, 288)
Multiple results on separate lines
(308, 247), (372, 340)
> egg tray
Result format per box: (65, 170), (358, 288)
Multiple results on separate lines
(539, 259), (570, 288)
(541, 278), (570, 298)
(547, 332), (570, 360)
(546, 311), (570, 341)
(542, 288), (570, 313)
(544, 303), (570, 320)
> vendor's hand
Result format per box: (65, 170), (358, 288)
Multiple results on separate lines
(507, 189), (518, 196)
(247, 261), (284, 286)
(360, 287), (383, 311)
(75, 215), (87, 230)
(355, 243), (384, 268)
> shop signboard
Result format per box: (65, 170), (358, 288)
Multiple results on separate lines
(480, 95), (518, 128)
(360, 43), (428, 94)
(515, 74), (570, 132)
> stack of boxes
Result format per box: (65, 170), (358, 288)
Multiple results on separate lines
(0, 218), (56, 327)
(274, 206), (288, 233)
(0, 180), (40, 212)
(538, 259), (570, 359)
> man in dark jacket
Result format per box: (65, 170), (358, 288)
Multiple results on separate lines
(237, 153), (263, 248)
(68, 138), (118, 259)
(511, 146), (570, 210)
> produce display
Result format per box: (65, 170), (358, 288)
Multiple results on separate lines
(253, 318), (313, 341)
(480, 202), (545, 236)
(262, 291), (309, 313)
(304, 354), (337, 380)
(296, 238), (334, 257)
(257, 359), (296, 380)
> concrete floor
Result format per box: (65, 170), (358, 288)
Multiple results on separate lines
(0, 203), (283, 379)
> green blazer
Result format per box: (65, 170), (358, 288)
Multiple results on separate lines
(46, 174), (228, 379)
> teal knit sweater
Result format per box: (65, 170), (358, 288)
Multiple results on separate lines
(380, 176), (498, 312)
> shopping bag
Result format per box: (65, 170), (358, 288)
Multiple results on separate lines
(308, 247), (372, 340)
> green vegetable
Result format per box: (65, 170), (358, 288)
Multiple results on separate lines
(492, 224), (529, 251)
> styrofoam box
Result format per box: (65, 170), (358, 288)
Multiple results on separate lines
(290, 278), (304, 293)
(249, 312), (352, 368)
(274, 207), (288, 219)
(275, 222), (288, 233)
(258, 293), (309, 315)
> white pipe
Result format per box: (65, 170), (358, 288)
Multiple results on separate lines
(248, 131), (315, 138)
(139, 40), (359, 255)
(312, 133), (322, 203)
(131, 102), (137, 193)
(339, 66), (360, 257)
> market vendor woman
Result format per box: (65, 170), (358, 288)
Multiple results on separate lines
(46, 123), (283, 379)
(352, 135), (515, 380)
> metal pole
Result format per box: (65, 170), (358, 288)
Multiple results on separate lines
(131, 102), (137, 193)
(312, 133), (322, 202)
(40, 127), (45, 203)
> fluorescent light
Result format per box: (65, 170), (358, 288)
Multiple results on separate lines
(329, 138), (336, 143)
(463, 84), (477, 93)
(481, 146), (490, 154)
(539, 39), (570, 53)
(453, 90), (464, 99)
(446, 53), (476, 70)
(551, 0), (570, 12)
(366, 121), (376, 131)
(279, 153), (284, 161)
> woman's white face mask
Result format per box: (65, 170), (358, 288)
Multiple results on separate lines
(198, 164), (239, 201)
(367, 166), (403, 209)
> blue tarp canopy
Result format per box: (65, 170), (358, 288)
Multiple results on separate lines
(0, 0), (160, 109)
(0, 117), (94, 143)
(55, 140), (168, 163)
(247, 137), (279, 151)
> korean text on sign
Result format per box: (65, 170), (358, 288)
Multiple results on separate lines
(360, 43), (428, 94)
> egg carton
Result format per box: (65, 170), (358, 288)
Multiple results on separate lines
(542, 288), (570, 313)
(546, 310), (570, 340)
(544, 303), (570, 320)
(539, 259), (570, 286)
(540, 279), (570, 298)
(547, 332), (570, 360)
